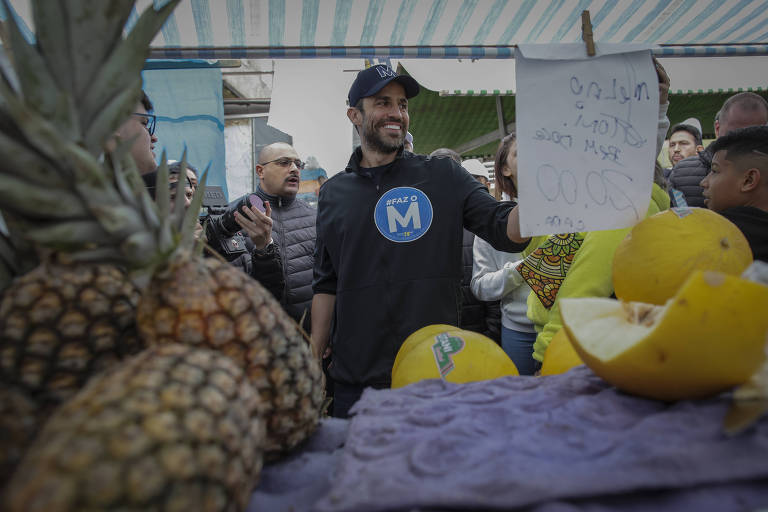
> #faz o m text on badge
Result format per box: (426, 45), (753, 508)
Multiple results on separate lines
(373, 187), (433, 243)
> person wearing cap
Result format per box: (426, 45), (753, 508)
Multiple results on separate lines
(462, 158), (491, 190)
(310, 64), (530, 418)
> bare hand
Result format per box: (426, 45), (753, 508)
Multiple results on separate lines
(234, 200), (273, 249)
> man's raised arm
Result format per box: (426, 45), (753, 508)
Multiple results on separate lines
(506, 205), (530, 244)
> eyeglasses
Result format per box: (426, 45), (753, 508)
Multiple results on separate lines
(258, 157), (305, 169)
(133, 112), (156, 136)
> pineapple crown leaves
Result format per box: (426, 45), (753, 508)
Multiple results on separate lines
(0, 229), (26, 292)
(0, 73), (205, 275)
(0, 0), (204, 278)
(154, 148), (210, 258)
(0, 0), (180, 155)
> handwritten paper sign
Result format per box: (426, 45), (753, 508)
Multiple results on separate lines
(515, 44), (658, 236)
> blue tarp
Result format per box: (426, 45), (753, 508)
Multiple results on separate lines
(142, 66), (228, 198)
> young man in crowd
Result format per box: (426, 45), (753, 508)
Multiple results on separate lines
(670, 92), (768, 207)
(701, 125), (768, 261)
(666, 123), (704, 171)
(310, 64), (529, 417)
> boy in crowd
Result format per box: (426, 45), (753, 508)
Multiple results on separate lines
(701, 125), (768, 261)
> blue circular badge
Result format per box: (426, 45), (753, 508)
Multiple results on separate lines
(374, 187), (433, 243)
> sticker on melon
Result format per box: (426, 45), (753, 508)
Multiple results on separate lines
(612, 208), (753, 305)
(561, 271), (768, 401)
(392, 324), (456, 376)
(392, 329), (519, 388)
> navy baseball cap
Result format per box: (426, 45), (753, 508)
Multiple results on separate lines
(347, 64), (420, 107)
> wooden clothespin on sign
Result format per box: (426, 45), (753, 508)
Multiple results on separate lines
(581, 10), (596, 57)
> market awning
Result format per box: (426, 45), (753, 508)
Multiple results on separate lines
(4, 0), (768, 59)
(5, 0), (768, 96)
(4, 0), (767, 168)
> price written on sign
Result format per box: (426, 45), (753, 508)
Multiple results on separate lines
(515, 46), (658, 236)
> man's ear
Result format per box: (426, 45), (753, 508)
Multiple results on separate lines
(741, 168), (761, 192)
(255, 164), (265, 179)
(347, 107), (362, 126)
(714, 120), (721, 138)
(696, 144), (704, 153)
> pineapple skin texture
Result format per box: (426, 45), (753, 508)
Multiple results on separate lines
(0, 387), (40, 488)
(4, 344), (265, 512)
(136, 257), (324, 456)
(0, 263), (143, 406)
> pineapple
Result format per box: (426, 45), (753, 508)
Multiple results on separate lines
(0, 259), (142, 407)
(0, 387), (40, 488)
(0, 0), (180, 409)
(0, 0), (323, 462)
(138, 256), (324, 456)
(3, 344), (266, 512)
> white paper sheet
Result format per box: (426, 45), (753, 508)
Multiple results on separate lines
(515, 44), (658, 236)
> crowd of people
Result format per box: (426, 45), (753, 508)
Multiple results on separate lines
(117, 60), (768, 418)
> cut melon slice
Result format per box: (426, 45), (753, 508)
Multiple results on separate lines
(561, 271), (768, 401)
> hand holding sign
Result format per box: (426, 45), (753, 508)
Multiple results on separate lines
(515, 44), (659, 236)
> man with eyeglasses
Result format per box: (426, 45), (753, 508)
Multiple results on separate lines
(233, 142), (317, 333)
(111, 91), (158, 175)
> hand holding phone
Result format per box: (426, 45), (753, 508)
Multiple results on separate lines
(248, 194), (266, 213)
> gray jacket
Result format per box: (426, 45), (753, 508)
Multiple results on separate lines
(247, 187), (317, 332)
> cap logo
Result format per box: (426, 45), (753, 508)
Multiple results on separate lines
(375, 65), (397, 78)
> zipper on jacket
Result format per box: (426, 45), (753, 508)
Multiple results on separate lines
(274, 202), (289, 305)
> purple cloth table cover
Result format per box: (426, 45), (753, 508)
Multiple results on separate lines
(250, 366), (768, 512)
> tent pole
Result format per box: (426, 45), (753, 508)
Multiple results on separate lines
(495, 96), (507, 139)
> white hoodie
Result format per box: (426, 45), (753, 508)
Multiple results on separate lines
(471, 236), (536, 333)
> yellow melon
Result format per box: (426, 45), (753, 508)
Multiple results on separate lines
(392, 324), (456, 376)
(540, 328), (584, 375)
(392, 328), (519, 388)
(612, 208), (752, 305)
(561, 271), (768, 401)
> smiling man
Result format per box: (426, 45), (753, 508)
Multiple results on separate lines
(311, 64), (530, 417)
(236, 142), (317, 333)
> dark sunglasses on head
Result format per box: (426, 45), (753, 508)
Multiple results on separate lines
(259, 157), (305, 170)
(133, 112), (156, 136)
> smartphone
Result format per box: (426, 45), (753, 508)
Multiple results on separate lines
(248, 194), (266, 213)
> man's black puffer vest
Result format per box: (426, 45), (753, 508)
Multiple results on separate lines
(668, 145), (713, 208)
(245, 187), (317, 333)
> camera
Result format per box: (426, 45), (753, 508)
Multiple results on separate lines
(201, 186), (253, 261)
(201, 185), (229, 217)
(210, 197), (249, 237)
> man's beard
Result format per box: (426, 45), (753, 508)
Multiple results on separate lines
(361, 116), (404, 154)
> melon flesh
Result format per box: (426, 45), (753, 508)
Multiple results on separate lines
(561, 299), (667, 361)
(561, 271), (768, 401)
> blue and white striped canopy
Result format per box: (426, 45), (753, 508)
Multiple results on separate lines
(4, 0), (768, 59)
